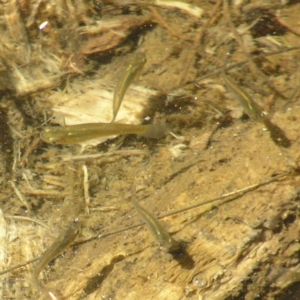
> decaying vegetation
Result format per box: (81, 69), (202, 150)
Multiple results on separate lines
(0, 0), (300, 299)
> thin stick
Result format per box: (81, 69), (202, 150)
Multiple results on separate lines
(195, 46), (300, 82)
(22, 172), (34, 189)
(194, 123), (220, 150)
(148, 6), (193, 42)
(180, 0), (222, 85)
(82, 164), (90, 215)
(60, 149), (149, 162)
(223, 0), (258, 75)
(0, 256), (40, 275)
(21, 187), (67, 197)
(90, 206), (118, 212)
(154, 0), (203, 18)
(20, 137), (41, 167)
(77, 172), (289, 245)
(10, 181), (31, 210)
(276, 17), (300, 36)
(223, 0), (287, 99)
(4, 215), (50, 230)
(48, 292), (58, 300)
(160, 172), (288, 218)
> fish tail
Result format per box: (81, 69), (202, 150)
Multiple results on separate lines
(140, 123), (171, 139)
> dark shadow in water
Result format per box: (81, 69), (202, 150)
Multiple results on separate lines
(275, 282), (300, 300)
(263, 117), (291, 148)
(169, 243), (195, 270)
(83, 255), (125, 296)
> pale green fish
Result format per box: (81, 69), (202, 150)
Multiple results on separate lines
(33, 221), (80, 292)
(40, 122), (170, 145)
(112, 53), (147, 122)
(130, 197), (180, 253)
(222, 71), (290, 148)
(221, 71), (264, 121)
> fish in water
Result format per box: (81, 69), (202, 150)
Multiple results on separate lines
(222, 71), (291, 148)
(112, 53), (147, 122)
(32, 221), (80, 292)
(40, 122), (171, 145)
(130, 196), (181, 253)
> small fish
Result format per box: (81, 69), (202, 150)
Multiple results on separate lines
(40, 122), (170, 145)
(130, 197), (180, 253)
(33, 221), (80, 291)
(222, 71), (291, 148)
(221, 71), (264, 121)
(112, 53), (147, 122)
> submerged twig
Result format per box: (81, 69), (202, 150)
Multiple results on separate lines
(160, 172), (290, 218)
(10, 180), (31, 210)
(60, 149), (149, 162)
(190, 123), (220, 150)
(22, 187), (67, 197)
(223, 0), (287, 100)
(4, 215), (50, 230)
(0, 256), (40, 276)
(148, 6), (193, 42)
(180, 0), (222, 85)
(276, 16), (300, 36)
(82, 164), (90, 215)
(77, 172), (290, 245)
(20, 137), (41, 167)
(195, 46), (300, 81)
(154, 0), (203, 18)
